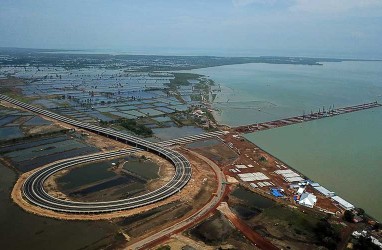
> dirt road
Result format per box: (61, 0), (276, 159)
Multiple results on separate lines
(217, 202), (279, 250)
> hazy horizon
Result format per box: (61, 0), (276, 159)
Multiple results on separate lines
(1, 0), (382, 59)
(3, 46), (382, 60)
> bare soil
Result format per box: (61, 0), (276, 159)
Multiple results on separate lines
(25, 124), (63, 135)
(217, 202), (278, 250)
(221, 133), (339, 214)
(158, 234), (214, 250)
(189, 141), (238, 167)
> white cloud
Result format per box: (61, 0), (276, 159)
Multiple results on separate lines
(289, 0), (382, 13)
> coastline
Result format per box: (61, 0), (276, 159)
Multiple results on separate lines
(209, 105), (379, 221)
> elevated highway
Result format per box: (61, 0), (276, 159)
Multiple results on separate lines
(0, 94), (192, 213)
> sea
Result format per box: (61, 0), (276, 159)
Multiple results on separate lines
(189, 61), (382, 221)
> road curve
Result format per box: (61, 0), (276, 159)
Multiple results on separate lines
(127, 149), (227, 249)
(0, 94), (192, 213)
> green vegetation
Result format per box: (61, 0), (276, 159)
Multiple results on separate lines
(168, 72), (201, 89)
(190, 94), (202, 101)
(118, 119), (153, 137)
(313, 218), (341, 250)
(0, 88), (36, 103)
(100, 119), (153, 137)
(203, 108), (216, 123)
(357, 208), (365, 216)
(262, 206), (341, 249)
(190, 213), (234, 245)
(263, 206), (319, 234)
(259, 156), (267, 162)
(195, 78), (214, 89)
(156, 246), (171, 250)
(353, 236), (380, 250)
(344, 210), (355, 222)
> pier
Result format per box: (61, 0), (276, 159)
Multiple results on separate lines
(233, 101), (382, 134)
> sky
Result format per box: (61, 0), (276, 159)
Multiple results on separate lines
(0, 0), (381, 58)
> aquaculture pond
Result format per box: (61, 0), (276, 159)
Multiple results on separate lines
(231, 186), (275, 210)
(58, 161), (118, 191)
(123, 157), (160, 180)
(186, 138), (221, 148)
(0, 126), (24, 140)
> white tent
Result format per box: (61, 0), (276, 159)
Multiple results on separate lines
(299, 193), (317, 208)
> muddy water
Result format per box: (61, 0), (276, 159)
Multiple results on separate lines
(0, 163), (123, 250)
(58, 161), (117, 190)
(231, 186), (275, 209)
(186, 138), (221, 149)
(58, 157), (160, 201)
(123, 158), (159, 180)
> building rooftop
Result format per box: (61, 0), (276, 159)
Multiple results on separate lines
(299, 193), (317, 208)
(331, 196), (354, 210)
(313, 186), (335, 197)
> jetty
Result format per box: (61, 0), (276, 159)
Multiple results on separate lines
(233, 101), (382, 133)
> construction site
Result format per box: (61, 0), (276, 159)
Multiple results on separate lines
(2, 92), (382, 249)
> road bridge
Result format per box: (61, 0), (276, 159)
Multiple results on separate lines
(0, 94), (192, 213)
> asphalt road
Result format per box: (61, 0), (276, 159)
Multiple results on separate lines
(127, 149), (227, 250)
(0, 94), (192, 213)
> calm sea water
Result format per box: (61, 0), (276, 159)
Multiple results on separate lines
(190, 61), (382, 221)
(192, 61), (382, 126)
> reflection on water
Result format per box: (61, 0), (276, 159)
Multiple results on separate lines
(0, 163), (121, 250)
(0, 126), (24, 140)
(231, 186), (275, 209)
(123, 158), (159, 180)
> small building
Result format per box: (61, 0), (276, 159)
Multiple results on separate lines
(313, 186), (335, 197)
(192, 109), (205, 117)
(289, 184), (300, 189)
(310, 182), (320, 187)
(352, 230), (367, 238)
(297, 187), (305, 195)
(285, 176), (305, 183)
(299, 193), (317, 208)
(331, 196), (355, 210)
(370, 236), (382, 248)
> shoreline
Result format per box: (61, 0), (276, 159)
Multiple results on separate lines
(236, 128), (380, 223)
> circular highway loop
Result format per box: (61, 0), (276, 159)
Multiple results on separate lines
(0, 94), (192, 213)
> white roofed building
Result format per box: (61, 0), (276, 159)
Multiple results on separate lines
(297, 187), (305, 195)
(331, 196), (355, 210)
(299, 193), (317, 208)
(314, 186), (335, 197)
